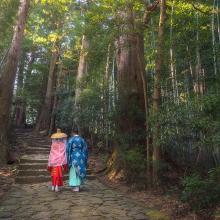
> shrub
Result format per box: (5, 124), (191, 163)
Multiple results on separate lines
(181, 168), (220, 220)
(120, 147), (147, 188)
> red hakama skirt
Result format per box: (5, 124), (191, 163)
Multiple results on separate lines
(48, 165), (67, 186)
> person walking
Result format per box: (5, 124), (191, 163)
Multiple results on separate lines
(47, 129), (68, 192)
(67, 127), (88, 192)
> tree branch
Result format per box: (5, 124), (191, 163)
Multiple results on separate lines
(143, 0), (160, 27)
(191, 3), (213, 15)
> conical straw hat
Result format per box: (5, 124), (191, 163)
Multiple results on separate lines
(51, 129), (67, 139)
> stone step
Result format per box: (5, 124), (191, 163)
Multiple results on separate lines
(16, 134), (32, 137)
(25, 150), (50, 155)
(19, 163), (93, 171)
(25, 149), (50, 153)
(15, 175), (53, 184)
(87, 169), (92, 174)
(20, 159), (48, 164)
(15, 174), (95, 184)
(87, 174), (96, 180)
(33, 140), (51, 144)
(24, 147), (50, 151)
(20, 140), (50, 145)
(28, 144), (50, 148)
(19, 163), (47, 170)
(18, 169), (93, 176)
(25, 148), (50, 152)
(21, 155), (49, 160)
(25, 142), (51, 145)
(26, 145), (50, 148)
(21, 139), (43, 142)
(36, 145), (51, 148)
(18, 169), (48, 176)
(19, 163), (93, 173)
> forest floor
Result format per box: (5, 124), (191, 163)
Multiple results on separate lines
(90, 152), (220, 220)
(0, 165), (17, 201)
(89, 154), (189, 220)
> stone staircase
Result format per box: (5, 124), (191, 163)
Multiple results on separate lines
(15, 130), (94, 184)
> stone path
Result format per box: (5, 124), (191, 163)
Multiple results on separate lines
(0, 131), (149, 220)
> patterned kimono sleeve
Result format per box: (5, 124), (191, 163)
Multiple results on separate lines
(82, 139), (88, 166)
(67, 139), (72, 167)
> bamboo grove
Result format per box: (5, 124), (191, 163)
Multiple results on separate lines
(0, 0), (220, 187)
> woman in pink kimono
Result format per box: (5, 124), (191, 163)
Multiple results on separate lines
(47, 129), (68, 192)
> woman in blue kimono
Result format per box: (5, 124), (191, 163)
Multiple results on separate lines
(67, 128), (88, 192)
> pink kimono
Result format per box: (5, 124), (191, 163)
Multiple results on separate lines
(47, 139), (67, 187)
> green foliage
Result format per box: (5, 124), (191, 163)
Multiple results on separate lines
(118, 147), (147, 188)
(0, 0), (19, 61)
(55, 96), (74, 133)
(155, 93), (220, 171)
(75, 76), (115, 142)
(13, 0), (81, 126)
(181, 168), (220, 218)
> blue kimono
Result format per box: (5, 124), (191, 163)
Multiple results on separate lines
(67, 135), (88, 186)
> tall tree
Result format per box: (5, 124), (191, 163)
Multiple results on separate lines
(35, 40), (59, 133)
(152, 0), (166, 182)
(75, 35), (89, 103)
(14, 52), (27, 127)
(74, 0), (90, 133)
(116, 4), (146, 148)
(0, 0), (20, 62)
(0, 0), (29, 164)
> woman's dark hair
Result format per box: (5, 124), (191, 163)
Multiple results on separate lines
(72, 126), (79, 134)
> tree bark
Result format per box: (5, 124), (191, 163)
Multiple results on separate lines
(49, 93), (57, 135)
(75, 35), (89, 103)
(35, 42), (59, 133)
(103, 44), (111, 150)
(0, 0), (29, 164)
(169, 1), (179, 103)
(14, 98), (26, 127)
(116, 7), (146, 148)
(14, 52), (26, 127)
(212, 0), (217, 76)
(74, 35), (89, 134)
(152, 0), (166, 183)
